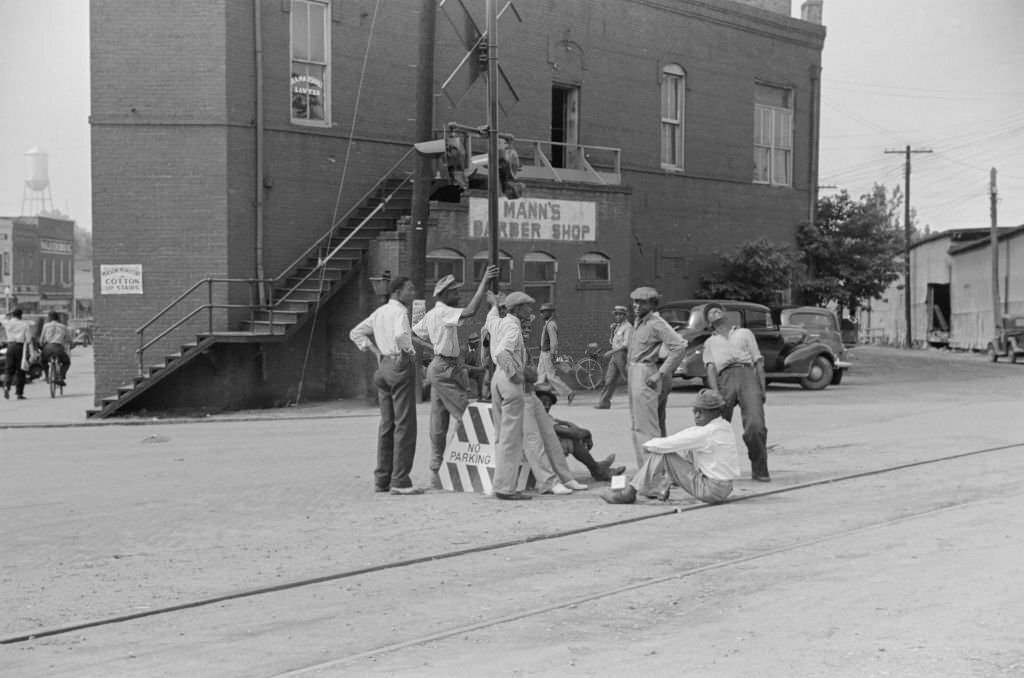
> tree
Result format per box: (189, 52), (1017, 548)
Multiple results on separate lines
(696, 238), (801, 306)
(797, 184), (903, 316)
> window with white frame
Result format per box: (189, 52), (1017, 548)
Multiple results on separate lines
(577, 252), (610, 282)
(753, 83), (793, 186)
(426, 248), (465, 290)
(472, 250), (513, 285)
(290, 0), (330, 125)
(660, 64), (685, 169)
(523, 251), (556, 305)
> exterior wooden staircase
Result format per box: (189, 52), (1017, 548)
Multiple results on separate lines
(87, 153), (415, 419)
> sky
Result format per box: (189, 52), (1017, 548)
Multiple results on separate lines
(0, 0), (1022, 233)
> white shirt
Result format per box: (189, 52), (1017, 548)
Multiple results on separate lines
(349, 299), (414, 356)
(3, 318), (32, 343)
(487, 306), (526, 375)
(412, 301), (463, 357)
(610, 320), (632, 352)
(643, 417), (740, 481)
(703, 326), (762, 371)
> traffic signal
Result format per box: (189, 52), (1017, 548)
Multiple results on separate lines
(498, 139), (524, 199)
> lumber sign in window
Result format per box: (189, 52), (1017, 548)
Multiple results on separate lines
(753, 83), (793, 186)
(291, 0), (330, 125)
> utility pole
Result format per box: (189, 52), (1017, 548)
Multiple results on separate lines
(409, 0), (437, 298)
(990, 168), (1000, 338)
(485, 0), (500, 292)
(884, 145), (932, 348)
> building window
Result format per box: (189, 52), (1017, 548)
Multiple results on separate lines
(754, 83), (793, 186)
(426, 248), (465, 289)
(472, 250), (513, 284)
(577, 252), (610, 282)
(523, 251), (556, 305)
(660, 64), (685, 169)
(291, 0), (330, 125)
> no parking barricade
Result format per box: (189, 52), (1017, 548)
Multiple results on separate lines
(438, 401), (535, 493)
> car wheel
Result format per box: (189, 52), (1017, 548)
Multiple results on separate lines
(799, 356), (833, 390)
(987, 344), (999, 362)
(830, 368), (844, 386)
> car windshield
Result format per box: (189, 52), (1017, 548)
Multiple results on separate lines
(788, 312), (835, 331)
(658, 308), (690, 326)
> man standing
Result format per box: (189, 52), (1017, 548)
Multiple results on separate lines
(601, 389), (740, 505)
(40, 311), (73, 385)
(595, 305), (631, 409)
(626, 287), (685, 469)
(536, 303), (575, 404)
(703, 303), (770, 481)
(488, 290), (535, 500)
(349, 276), (422, 495)
(413, 265), (497, 489)
(3, 308), (33, 400)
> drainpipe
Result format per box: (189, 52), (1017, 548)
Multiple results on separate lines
(808, 62), (821, 226)
(254, 0), (266, 305)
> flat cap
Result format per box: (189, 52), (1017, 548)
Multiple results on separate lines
(539, 302), (555, 312)
(703, 303), (727, 325)
(693, 388), (726, 410)
(503, 291), (535, 309)
(629, 286), (659, 301)
(613, 305), (628, 314)
(433, 274), (463, 297)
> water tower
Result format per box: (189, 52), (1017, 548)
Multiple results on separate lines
(22, 146), (55, 215)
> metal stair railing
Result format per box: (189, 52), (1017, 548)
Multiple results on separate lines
(133, 149), (416, 376)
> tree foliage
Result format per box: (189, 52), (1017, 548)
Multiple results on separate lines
(696, 237), (801, 306)
(797, 184), (904, 315)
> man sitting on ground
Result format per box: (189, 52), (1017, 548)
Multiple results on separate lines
(534, 382), (626, 482)
(601, 389), (740, 505)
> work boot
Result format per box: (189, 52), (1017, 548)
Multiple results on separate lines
(600, 486), (637, 504)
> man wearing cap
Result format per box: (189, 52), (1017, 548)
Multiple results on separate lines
(703, 302), (770, 481)
(595, 305), (632, 409)
(626, 286), (686, 470)
(536, 302), (575, 404)
(413, 266), (499, 489)
(487, 290), (536, 500)
(349, 276), (422, 495)
(601, 389), (740, 505)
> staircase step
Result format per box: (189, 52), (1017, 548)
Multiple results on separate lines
(146, 364), (165, 377)
(86, 409), (101, 418)
(241, 320), (291, 335)
(101, 395), (120, 406)
(117, 384), (135, 396)
(252, 310), (301, 323)
(294, 266), (347, 280)
(271, 299), (314, 313)
(273, 289), (321, 302)
(166, 352), (182, 364)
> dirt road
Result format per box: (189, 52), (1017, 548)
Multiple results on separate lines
(2, 346), (1023, 676)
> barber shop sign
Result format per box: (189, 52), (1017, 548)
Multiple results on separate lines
(468, 197), (597, 242)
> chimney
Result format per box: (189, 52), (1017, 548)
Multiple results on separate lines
(801, 0), (823, 24)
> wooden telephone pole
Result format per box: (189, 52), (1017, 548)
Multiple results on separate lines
(884, 145), (932, 348)
(990, 168), (1000, 338)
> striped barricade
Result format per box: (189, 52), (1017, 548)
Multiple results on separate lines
(439, 401), (535, 493)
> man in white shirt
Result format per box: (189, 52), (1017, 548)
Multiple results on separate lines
(702, 303), (769, 482)
(601, 389), (740, 505)
(3, 308), (34, 400)
(349, 276), (422, 495)
(487, 290), (535, 500)
(412, 265), (497, 489)
(40, 311), (73, 386)
(595, 305), (632, 409)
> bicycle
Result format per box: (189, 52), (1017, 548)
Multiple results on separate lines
(46, 356), (64, 398)
(553, 342), (605, 391)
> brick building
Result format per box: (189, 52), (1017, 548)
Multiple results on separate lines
(89, 0), (826, 416)
(0, 215), (75, 316)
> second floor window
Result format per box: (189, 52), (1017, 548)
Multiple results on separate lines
(660, 64), (685, 169)
(577, 252), (610, 282)
(754, 83), (793, 186)
(291, 0), (330, 125)
(426, 248), (465, 289)
(473, 250), (513, 285)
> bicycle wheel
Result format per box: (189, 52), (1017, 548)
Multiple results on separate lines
(574, 357), (604, 390)
(48, 359), (58, 398)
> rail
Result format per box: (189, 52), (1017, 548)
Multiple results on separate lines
(134, 149), (416, 375)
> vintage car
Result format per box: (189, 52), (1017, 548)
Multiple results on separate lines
(773, 305), (852, 385)
(986, 315), (1024, 363)
(658, 299), (849, 390)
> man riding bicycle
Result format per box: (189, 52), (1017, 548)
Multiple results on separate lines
(40, 311), (72, 386)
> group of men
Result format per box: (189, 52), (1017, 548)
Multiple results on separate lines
(1, 309), (73, 400)
(349, 277), (770, 506)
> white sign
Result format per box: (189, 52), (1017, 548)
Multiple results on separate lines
(100, 264), (144, 295)
(469, 197), (597, 242)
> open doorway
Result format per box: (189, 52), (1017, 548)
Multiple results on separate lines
(926, 283), (951, 347)
(550, 84), (579, 168)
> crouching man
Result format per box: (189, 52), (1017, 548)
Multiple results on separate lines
(601, 389), (740, 505)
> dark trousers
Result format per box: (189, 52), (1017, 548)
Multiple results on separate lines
(3, 342), (26, 396)
(42, 344), (70, 382)
(718, 363), (768, 477)
(596, 352), (627, 408)
(373, 354), (418, 489)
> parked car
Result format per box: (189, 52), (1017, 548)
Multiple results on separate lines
(659, 299), (847, 390)
(773, 305), (851, 385)
(987, 315), (1024, 363)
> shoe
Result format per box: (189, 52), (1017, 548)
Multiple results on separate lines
(608, 465), (626, 476)
(495, 491), (532, 500)
(564, 479), (588, 491)
(657, 487), (671, 502)
(16, 395), (26, 400)
(374, 485), (390, 493)
(429, 471), (444, 490)
(600, 453), (617, 466)
(752, 474), (771, 482)
(593, 403), (610, 409)
(389, 486), (425, 495)
(567, 392), (575, 404)
(3, 387), (8, 399)
(600, 486), (637, 504)
(546, 482), (573, 495)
